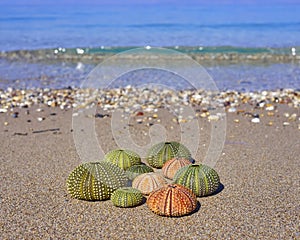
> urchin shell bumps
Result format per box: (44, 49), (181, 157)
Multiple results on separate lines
(104, 149), (141, 170)
(173, 164), (220, 197)
(67, 161), (128, 201)
(147, 184), (197, 217)
(125, 164), (154, 180)
(111, 187), (144, 208)
(162, 157), (192, 179)
(132, 172), (167, 195)
(147, 141), (191, 168)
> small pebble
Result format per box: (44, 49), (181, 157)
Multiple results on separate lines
(228, 107), (237, 113)
(136, 112), (144, 116)
(95, 113), (109, 118)
(37, 117), (45, 122)
(208, 115), (220, 121)
(234, 119), (240, 123)
(200, 113), (207, 118)
(283, 122), (290, 126)
(267, 121), (273, 126)
(251, 118), (260, 123)
(265, 104), (275, 111)
(0, 108), (8, 113)
(288, 113), (297, 121)
(136, 119), (143, 124)
(11, 112), (19, 118)
(4, 121), (9, 126)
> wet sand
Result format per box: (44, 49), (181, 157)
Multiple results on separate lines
(0, 91), (299, 239)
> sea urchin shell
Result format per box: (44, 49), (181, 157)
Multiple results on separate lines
(104, 149), (141, 170)
(146, 141), (191, 168)
(111, 187), (144, 208)
(173, 164), (220, 197)
(147, 184), (197, 217)
(132, 172), (167, 195)
(162, 157), (192, 179)
(66, 161), (128, 201)
(125, 164), (154, 180)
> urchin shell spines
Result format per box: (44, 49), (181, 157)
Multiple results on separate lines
(147, 142), (191, 169)
(104, 149), (141, 170)
(147, 184), (197, 217)
(67, 161), (128, 201)
(173, 164), (220, 197)
(111, 187), (144, 208)
(125, 164), (154, 180)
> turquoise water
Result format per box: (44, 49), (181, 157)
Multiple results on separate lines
(0, 2), (300, 91)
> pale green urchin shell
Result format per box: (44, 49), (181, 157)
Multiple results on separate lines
(104, 149), (141, 170)
(125, 164), (154, 180)
(67, 161), (128, 201)
(173, 164), (220, 197)
(111, 187), (144, 208)
(146, 141), (191, 168)
(132, 172), (167, 195)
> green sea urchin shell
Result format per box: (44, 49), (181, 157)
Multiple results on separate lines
(104, 149), (141, 170)
(111, 187), (144, 208)
(146, 141), (191, 168)
(173, 164), (220, 197)
(67, 161), (128, 201)
(125, 164), (154, 180)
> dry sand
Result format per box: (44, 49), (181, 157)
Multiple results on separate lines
(0, 103), (299, 239)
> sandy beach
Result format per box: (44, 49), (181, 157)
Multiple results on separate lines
(0, 88), (299, 239)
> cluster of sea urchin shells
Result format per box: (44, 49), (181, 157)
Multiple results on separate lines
(66, 142), (221, 217)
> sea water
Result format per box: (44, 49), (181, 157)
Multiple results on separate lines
(0, 1), (300, 91)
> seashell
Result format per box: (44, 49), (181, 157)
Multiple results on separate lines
(125, 164), (154, 180)
(111, 187), (144, 208)
(67, 161), (128, 201)
(146, 141), (191, 168)
(104, 149), (141, 170)
(147, 184), (197, 217)
(162, 157), (192, 179)
(173, 164), (220, 197)
(132, 172), (167, 195)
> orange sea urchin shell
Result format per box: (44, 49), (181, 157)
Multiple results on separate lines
(147, 184), (197, 217)
(132, 172), (167, 195)
(162, 157), (192, 179)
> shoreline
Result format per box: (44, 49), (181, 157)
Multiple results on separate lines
(1, 46), (300, 64)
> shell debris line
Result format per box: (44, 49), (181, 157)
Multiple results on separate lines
(0, 87), (298, 127)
